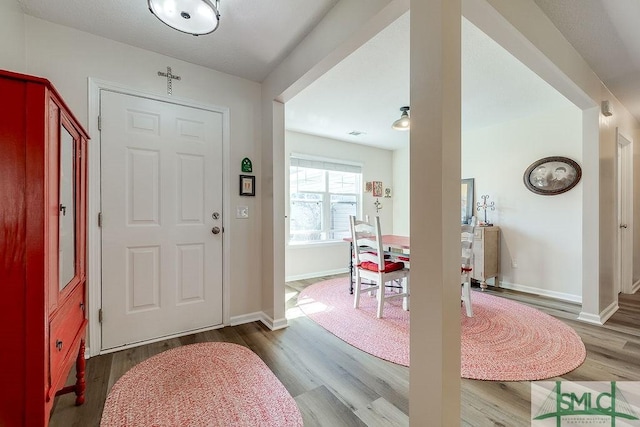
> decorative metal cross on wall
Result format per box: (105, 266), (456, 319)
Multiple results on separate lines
(157, 66), (181, 95)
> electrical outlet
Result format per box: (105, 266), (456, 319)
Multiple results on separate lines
(511, 260), (518, 268)
(236, 206), (249, 219)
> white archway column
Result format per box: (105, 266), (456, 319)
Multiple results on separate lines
(409, 0), (462, 425)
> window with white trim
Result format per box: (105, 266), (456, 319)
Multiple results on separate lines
(289, 156), (362, 243)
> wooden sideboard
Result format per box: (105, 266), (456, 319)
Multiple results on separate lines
(0, 69), (89, 426)
(472, 226), (500, 290)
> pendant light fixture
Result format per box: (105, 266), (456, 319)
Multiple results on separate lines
(148, 0), (220, 36)
(392, 106), (410, 131)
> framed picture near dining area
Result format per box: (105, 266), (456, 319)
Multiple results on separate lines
(365, 181), (373, 193)
(461, 178), (474, 224)
(523, 156), (581, 195)
(372, 181), (383, 197)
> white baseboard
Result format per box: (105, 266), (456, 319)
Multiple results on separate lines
(89, 312), (288, 358)
(494, 280), (582, 303)
(229, 311), (264, 326)
(632, 279), (640, 294)
(230, 311), (289, 331)
(286, 268), (349, 282)
(259, 313), (289, 330)
(578, 300), (618, 325)
(599, 300), (619, 323)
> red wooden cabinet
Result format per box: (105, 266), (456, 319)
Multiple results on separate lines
(0, 70), (89, 427)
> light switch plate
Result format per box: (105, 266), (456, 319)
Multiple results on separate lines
(236, 206), (249, 219)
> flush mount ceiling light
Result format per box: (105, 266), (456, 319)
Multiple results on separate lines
(148, 0), (220, 36)
(392, 106), (410, 131)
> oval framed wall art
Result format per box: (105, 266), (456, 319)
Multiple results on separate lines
(523, 156), (581, 195)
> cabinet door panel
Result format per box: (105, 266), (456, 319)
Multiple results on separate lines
(59, 124), (76, 290)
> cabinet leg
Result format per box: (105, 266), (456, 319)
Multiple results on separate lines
(74, 339), (86, 406)
(480, 280), (488, 291)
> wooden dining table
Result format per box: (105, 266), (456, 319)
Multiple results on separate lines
(343, 235), (410, 293)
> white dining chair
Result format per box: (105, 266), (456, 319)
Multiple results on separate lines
(461, 224), (475, 317)
(350, 215), (410, 318)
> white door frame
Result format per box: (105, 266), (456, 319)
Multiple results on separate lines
(615, 127), (633, 295)
(87, 79), (231, 357)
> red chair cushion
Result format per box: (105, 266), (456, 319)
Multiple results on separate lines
(360, 260), (405, 273)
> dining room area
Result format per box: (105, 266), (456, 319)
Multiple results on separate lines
(280, 8), (605, 424)
(281, 134), (592, 425)
(282, 150), (592, 424)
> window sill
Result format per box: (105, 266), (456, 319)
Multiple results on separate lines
(287, 240), (349, 249)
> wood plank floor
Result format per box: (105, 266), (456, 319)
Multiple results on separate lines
(50, 275), (640, 426)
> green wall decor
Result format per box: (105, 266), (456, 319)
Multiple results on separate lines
(241, 157), (253, 173)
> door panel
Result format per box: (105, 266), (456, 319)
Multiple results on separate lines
(617, 129), (633, 294)
(100, 91), (223, 350)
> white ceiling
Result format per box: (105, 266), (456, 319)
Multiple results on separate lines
(286, 14), (574, 150)
(534, 0), (640, 125)
(16, 1), (640, 149)
(17, 0), (338, 82)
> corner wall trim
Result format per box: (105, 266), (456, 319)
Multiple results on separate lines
(230, 312), (289, 331)
(260, 313), (289, 330)
(229, 312), (263, 326)
(578, 300), (618, 325)
(577, 312), (604, 325)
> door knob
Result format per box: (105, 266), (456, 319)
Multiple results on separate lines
(211, 226), (221, 235)
(620, 224), (628, 229)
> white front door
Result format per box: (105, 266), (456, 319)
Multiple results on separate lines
(100, 90), (223, 350)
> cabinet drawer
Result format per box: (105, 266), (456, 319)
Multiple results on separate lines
(49, 284), (85, 384)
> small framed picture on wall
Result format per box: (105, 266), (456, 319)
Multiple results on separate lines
(365, 182), (373, 193)
(372, 181), (383, 197)
(240, 175), (255, 196)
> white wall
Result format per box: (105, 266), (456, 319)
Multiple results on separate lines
(284, 130), (395, 280)
(0, 0), (25, 72)
(463, 106), (583, 300)
(392, 144), (410, 235)
(389, 106), (586, 301)
(22, 17), (263, 319)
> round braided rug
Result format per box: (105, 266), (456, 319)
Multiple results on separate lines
(100, 342), (303, 427)
(461, 291), (586, 381)
(298, 277), (586, 381)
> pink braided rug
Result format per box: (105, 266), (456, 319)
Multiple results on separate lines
(297, 277), (586, 381)
(100, 342), (303, 427)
